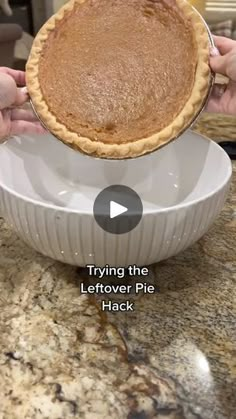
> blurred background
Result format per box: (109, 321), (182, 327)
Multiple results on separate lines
(0, 0), (236, 69)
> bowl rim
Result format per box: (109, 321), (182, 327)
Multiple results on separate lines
(0, 132), (232, 215)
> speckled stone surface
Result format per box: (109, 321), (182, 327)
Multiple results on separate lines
(0, 116), (235, 419)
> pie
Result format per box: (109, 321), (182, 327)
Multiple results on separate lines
(26, 0), (211, 159)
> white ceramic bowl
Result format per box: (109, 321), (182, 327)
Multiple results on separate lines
(0, 131), (232, 267)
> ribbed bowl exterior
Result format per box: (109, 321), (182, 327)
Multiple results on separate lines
(0, 180), (230, 267)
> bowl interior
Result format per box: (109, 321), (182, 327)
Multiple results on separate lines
(0, 131), (231, 213)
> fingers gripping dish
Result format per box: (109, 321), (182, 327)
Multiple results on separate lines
(26, 0), (211, 159)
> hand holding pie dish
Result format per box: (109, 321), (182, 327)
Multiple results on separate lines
(0, 67), (45, 142)
(26, 0), (211, 159)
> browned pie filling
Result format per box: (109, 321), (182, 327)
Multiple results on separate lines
(38, 0), (198, 144)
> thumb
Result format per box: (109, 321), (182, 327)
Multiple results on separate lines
(210, 54), (228, 77)
(14, 87), (29, 107)
(210, 50), (236, 81)
(0, 73), (28, 109)
(0, 72), (17, 109)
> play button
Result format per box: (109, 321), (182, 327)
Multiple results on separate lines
(93, 185), (143, 235)
(110, 201), (128, 219)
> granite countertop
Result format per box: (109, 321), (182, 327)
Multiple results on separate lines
(0, 114), (235, 419)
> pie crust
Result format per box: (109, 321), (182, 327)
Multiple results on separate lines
(26, 0), (211, 159)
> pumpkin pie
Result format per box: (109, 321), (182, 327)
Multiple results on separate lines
(26, 0), (211, 159)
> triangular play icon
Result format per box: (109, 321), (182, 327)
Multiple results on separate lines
(110, 201), (128, 219)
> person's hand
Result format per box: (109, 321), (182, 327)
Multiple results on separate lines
(0, 67), (45, 143)
(206, 36), (236, 115)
